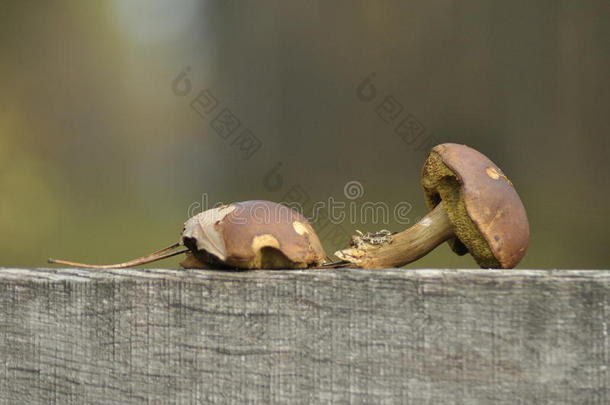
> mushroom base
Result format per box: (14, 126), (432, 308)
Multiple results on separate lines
(334, 202), (455, 268)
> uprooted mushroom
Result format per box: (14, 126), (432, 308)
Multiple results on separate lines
(49, 200), (327, 270)
(334, 143), (530, 269)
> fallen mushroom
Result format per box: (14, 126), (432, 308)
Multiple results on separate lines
(49, 200), (327, 269)
(334, 143), (529, 269)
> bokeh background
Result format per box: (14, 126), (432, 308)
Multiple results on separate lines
(1, 1), (608, 269)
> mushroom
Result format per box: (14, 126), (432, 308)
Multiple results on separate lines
(180, 200), (326, 269)
(334, 143), (529, 269)
(49, 200), (326, 269)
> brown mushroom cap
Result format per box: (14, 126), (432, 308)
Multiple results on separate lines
(421, 143), (529, 268)
(181, 200), (326, 269)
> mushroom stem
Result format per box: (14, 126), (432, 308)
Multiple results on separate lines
(48, 243), (188, 269)
(334, 202), (454, 268)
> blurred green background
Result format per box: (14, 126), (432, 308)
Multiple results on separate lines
(1, 1), (608, 269)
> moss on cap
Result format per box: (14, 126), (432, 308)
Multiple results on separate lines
(421, 144), (530, 269)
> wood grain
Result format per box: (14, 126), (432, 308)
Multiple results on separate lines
(0, 268), (608, 404)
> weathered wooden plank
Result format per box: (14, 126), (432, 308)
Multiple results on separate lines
(0, 268), (608, 404)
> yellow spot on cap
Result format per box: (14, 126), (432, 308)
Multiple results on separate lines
(292, 221), (309, 235)
(486, 167), (513, 186)
(486, 167), (501, 179)
(251, 234), (280, 251)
